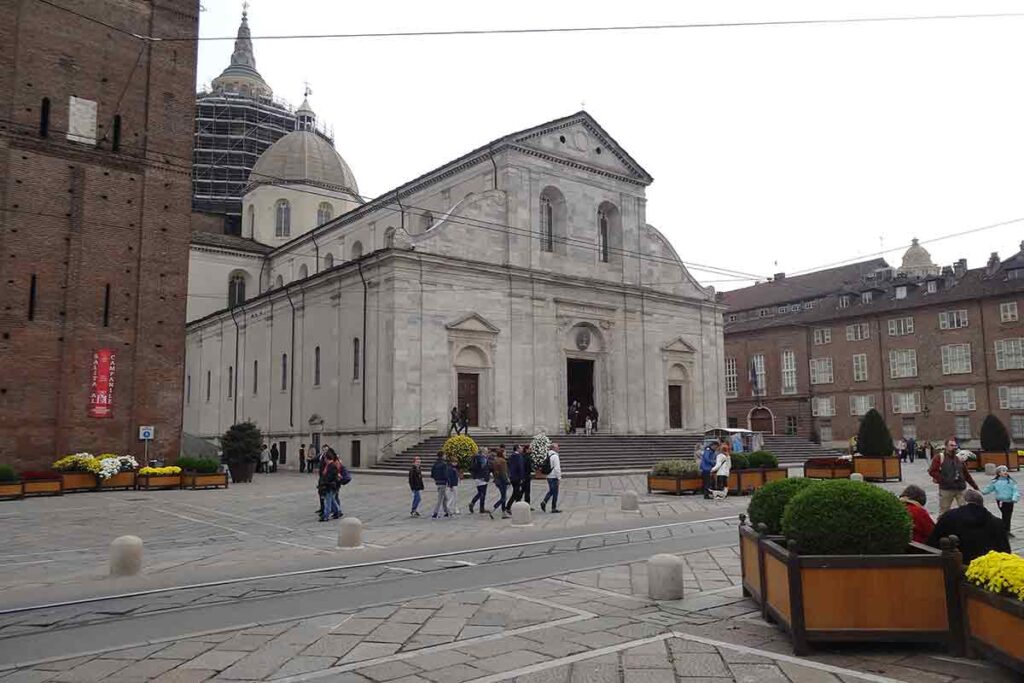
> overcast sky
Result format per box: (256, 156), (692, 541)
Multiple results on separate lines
(195, 0), (1024, 290)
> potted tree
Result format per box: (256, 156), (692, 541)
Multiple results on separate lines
(978, 414), (1016, 471)
(0, 465), (22, 500)
(963, 551), (1024, 672)
(221, 421), (261, 483)
(852, 408), (901, 481)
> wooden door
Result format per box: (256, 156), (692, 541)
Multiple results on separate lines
(668, 385), (683, 429)
(750, 408), (773, 434)
(457, 373), (479, 426)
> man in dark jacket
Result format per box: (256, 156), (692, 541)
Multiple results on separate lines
(409, 456), (424, 517)
(508, 445), (526, 510)
(269, 443), (280, 473)
(469, 449), (493, 517)
(448, 407), (460, 436)
(927, 489), (1010, 564)
(430, 451), (450, 518)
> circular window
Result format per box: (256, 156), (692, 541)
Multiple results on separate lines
(559, 135), (566, 143)
(595, 147), (602, 155)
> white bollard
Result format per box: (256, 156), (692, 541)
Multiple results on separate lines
(338, 517), (363, 548)
(985, 463), (997, 476)
(647, 554), (684, 601)
(109, 535), (143, 577)
(510, 501), (532, 526)
(849, 473), (864, 482)
(621, 490), (639, 511)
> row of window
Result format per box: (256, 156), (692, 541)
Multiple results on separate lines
(809, 388), (978, 417)
(538, 188), (621, 263)
(186, 339), (361, 403)
(268, 200), (335, 238)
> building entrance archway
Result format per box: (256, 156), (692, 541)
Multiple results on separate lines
(749, 406), (774, 434)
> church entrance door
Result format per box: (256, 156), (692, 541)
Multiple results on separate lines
(668, 385), (683, 429)
(566, 358), (594, 429)
(457, 373), (479, 427)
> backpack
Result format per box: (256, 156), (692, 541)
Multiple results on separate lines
(339, 464), (352, 486)
(541, 454), (553, 475)
(940, 455), (965, 489)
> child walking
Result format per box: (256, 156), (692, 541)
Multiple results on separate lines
(982, 465), (1020, 538)
(408, 456), (424, 517)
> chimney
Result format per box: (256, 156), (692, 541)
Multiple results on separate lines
(954, 258), (967, 277)
(987, 252), (1001, 275)
(773, 272), (786, 281)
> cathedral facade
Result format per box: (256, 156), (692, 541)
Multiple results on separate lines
(184, 111), (725, 466)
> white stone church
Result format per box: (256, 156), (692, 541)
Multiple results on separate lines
(184, 108), (726, 466)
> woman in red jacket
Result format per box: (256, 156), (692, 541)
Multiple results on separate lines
(900, 484), (935, 544)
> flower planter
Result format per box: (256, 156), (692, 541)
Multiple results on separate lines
(0, 482), (23, 500)
(852, 456), (902, 482)
(99, 471), (137, 490)
(647, 473), (703, 495)
(729, 468), (788, 495)
(22, 478), (62, 497)
(759, 537), (965, 655)
(59, 472), (98, 492)
(227, 460), (256, 484)
(137, 474), (181, 490)
(802, 458), (853, 479)
(962, 581), (1024, 673)
(972, 451), (1017, 472)
(182, 472), (229, 489)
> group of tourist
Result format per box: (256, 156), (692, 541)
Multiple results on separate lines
(566, 402), (599, 435)
(411, 442), (564, 518)
(899, 437), (1020, 562)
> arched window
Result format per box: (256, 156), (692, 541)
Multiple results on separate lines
(421, 211), (434, 231)
(323, 253), (334, 269)
(353, 337), (361, 380)
(274, 274), (284, 289)
(598, 209), (609, 263)
(351, 241), (363, 260)
(228, 273), (246, 307)
(596, 202), (621, 264)
(247, 205), (255, 238)
(281, 353), (288, 390)
(298, 264), (309, 280)
(317, 202), (333, 225)
(539, 187), (566, 254)
(314, 346), (321, 386)
(384, 227), (396, 248)
(275, 199), (291, 237)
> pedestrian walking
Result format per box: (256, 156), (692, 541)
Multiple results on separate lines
(270, 443), (280, 473)
(319, 453), (343, 521)
(508, 445), (525, 509)
(430, 451), (451, 518)
(298, 444), (307, 473)
(259, 443), (271, 474)
(567, 402), (578, 434)
(710, 444), (731, 500)
(588, 405), (599, 433)
(409, 455), (424, 517)
(981, 465), (1020, 538)
(907, 436), (917, 464)
(446, 456), (462, 515)
(928, 438), (979, 514)
(522, 444), (534, 508)
(491, 448), (510, 517)
(469, 449), (493, 517)
(540, 443), (562, 513)
(459, 404), (471, 436)
(308, 446), (319, 474)
(448, 407), (460, 436)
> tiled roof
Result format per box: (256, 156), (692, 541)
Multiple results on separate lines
(719, 258), (889, 312)
(191, 231), (273, 254)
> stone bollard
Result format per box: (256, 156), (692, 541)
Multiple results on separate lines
(109, 535), (143, 577)
(850, 473), (864, 482)
(621, 490), (639, 511)
(648, 554), (684, 601)
(338, 517), (363, 548)
(985, 463), (997, 476)
(510, 501), (532, 526)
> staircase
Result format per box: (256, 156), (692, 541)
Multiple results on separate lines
(372, 433), (844, 473)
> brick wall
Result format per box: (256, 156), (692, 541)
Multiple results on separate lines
(0, 0), (199, 469)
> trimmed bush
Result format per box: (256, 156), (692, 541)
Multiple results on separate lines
(747, 451), (778, 469)
(220, 421), (262, 465)
(442, 435), (478, 472)
(781, 479), (912, 555)
(856, 408), (894, 457)
(0, 464), (17, 482)
(177, 456), (220, 473)
(747, 478), (820, 534)
(651, 459), (699, 477)
(730, 453), (750, 471)
(980, 414), (1011, 453)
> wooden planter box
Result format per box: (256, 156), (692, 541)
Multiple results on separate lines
(852, 456), (902, 482)
(729, 468), (788, 494)
(22, 478), (63, 496)
(963, 581), (1024, 673)
(803, 459), (853, 479)
(137, 474), (181, 490)
(759, 538), (964, 655)
(182, 472), (229, 489)
(972, 451), (1018, 472)
(647, 473), (703, 495)
(60, 472), (98, 492)
(99, 471), (137, 490)
(0, 482), (23, 500)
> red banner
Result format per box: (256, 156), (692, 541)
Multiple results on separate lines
(88, 348), (116, 418)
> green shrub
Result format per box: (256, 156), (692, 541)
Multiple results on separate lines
(651, 459), (699, 477)
(747, 451), (778, 469)
(747, 478), (819, 534)
(980, 414), (1011, 452)
(856, 408), (894, 456)
(442, 435), (478, 472)
(177, 456), (219, 473)
(0, 464), (17, 482)
(729, 453), (750, 471)
(220, 421), (262, 464)
(781, 479), (911, 555)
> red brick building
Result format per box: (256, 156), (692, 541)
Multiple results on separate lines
(0, 1), (199, 469)
(721, 241), (1024, 449)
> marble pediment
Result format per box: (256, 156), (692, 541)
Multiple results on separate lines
(445, 313), (500, 335)
(661, 337), (697, 354)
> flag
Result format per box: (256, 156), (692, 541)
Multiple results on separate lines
(749, 358), (758, 394)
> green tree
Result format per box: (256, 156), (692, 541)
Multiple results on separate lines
(220, 421), (262, 465)
(980, 414), (1011, 452)
(856, 408), (894, 456)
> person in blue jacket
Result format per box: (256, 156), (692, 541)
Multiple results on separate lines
(982, 465), (1021, 537)
(700, 442), (718, 500)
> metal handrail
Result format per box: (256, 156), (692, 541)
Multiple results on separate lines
(380, 417), (439, 453)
